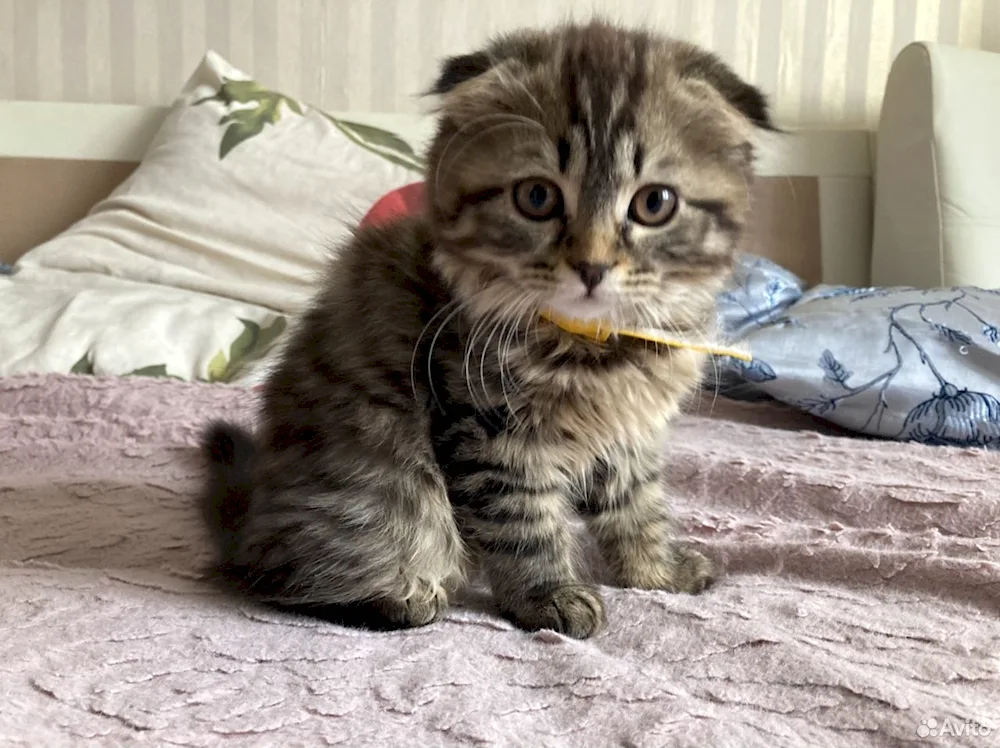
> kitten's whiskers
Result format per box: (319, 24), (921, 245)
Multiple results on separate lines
(411, 299), (461, 404)
(478, 312), (505, 415)
(424, 301), (473, 413)
(496, 298), (535, 430)
(462, 311), (493, 414)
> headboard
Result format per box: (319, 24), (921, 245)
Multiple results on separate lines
(0, 101), (874, 287)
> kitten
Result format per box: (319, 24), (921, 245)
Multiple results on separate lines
(202, 21), (773, 639)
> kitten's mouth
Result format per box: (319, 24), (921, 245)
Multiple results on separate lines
(545, 284), (617, 322)
(540, 286), (623, 339)
(540, 309), (616, 342)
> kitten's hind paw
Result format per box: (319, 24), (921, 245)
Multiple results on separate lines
(276, 583), (449, 631)
(504, 583), (607, 639)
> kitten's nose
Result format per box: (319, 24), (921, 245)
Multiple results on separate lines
(573, 262), (611, 293)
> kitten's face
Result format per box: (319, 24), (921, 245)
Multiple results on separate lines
(426, 22), (772, 335)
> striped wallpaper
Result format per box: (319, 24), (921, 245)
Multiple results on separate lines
(1, 0), (998, 127)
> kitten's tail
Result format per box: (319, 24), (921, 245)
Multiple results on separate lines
(201, 421), (256, 559)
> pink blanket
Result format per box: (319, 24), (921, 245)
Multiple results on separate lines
(1, 375), (998, 746)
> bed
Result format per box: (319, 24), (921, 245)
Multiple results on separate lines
(2, 46), (999, 747)
(3, 376), (998, 746)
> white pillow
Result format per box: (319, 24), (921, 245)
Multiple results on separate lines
(1, 52), (421, 381)
(0, 267), (287, 382)
(19, 51), (421, 313)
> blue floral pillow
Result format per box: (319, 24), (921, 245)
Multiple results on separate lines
(716, 283), (1000, 448)
(717, 254), (804, 339)
(710, 255), (803, 400)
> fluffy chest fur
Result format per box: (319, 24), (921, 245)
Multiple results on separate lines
(517, 343), (702, 442)
(429, 317), (706, 492)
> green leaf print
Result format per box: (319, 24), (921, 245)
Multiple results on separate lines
(195, 77), (421, 170)
(70, 353), (95, 375)
(195, 78), (304, 160)
(219, 119), (266, 159)
(207, 350), (229, 382)
(73, 355), (174, 379)
(204, 315), (288, 383)
(336, 120), (418, 160)
(195, 79), (268, 106)
(228, 319), (261, 364)
(254, 315), (287, 352)
(127, 364), (173, 378)
(63, 316), (286, 382)
(322, 113), (425, 173)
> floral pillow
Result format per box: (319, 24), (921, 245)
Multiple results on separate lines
(716, 281), (1000, 448)
(2, 52), (422, 382)
(0, 266), (289, 383)
(17, 51), (422, 315)
(716, 254), (805, 340)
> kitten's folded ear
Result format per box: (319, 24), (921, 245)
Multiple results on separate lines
(678, 49), (779, 132)
(427, 32), (548, 97)
(429, 51), (494, 95)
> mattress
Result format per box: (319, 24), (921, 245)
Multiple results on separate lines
(1, 375), (997, 747)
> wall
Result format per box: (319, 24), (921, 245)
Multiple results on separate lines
(1, 0), (997, 128)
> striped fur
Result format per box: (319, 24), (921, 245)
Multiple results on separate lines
(202, 21), (772, 638)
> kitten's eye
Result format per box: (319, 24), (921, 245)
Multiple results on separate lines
(628, 185), (678, 227)
(514, 179), (563, 221)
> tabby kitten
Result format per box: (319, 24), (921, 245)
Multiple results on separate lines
(202, 21), (773, 639)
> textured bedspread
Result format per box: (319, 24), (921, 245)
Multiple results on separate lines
(1, 375), (998, 747)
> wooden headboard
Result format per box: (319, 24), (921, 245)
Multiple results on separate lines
(0, 101), (874, 287)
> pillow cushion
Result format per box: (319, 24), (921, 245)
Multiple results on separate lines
(18, 51), (421, 314)
(0, 267), (287, 382)
(360, 183), (425, 229)
(718, 283), (1000, 447)
(716, 254), (806, 340)
(1, 52), (422, 381)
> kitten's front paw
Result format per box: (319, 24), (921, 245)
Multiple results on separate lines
(506, 583), (607, 639)
(616, 546), (717, 594)
(668, 547), (716, 594)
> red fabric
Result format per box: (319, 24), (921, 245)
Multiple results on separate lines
(254, 184), (424, 392)
(360, 182), (426, 228)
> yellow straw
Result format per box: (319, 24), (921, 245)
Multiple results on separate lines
(539, 310), (752, 361)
